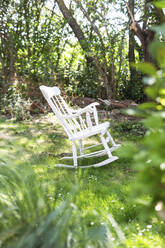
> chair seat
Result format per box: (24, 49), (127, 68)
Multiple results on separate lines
(70, 122), (110, 140)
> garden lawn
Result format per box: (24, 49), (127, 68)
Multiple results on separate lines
(0, 114), (165, 248)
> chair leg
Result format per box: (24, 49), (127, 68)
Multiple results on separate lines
(78, 139), (84, 156)
(100, 134), (112, 159)
(72, 141), (78, 167)
(106, 131), (116, 146)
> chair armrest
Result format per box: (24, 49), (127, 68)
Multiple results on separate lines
(62, 108), (92, 119)
(62, 102), (99, 126)
(72, 102), (99, 114)
(85, 102), (100, 108)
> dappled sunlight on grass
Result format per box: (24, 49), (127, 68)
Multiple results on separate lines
(125, 233), (165, 248)
(0, 115), (165, 247)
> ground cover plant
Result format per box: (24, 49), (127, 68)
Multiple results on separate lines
(0, 115), (165, 247)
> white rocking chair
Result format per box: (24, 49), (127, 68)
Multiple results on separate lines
(40, 85), (120, 168)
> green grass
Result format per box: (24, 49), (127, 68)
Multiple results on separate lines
(0, 114), (165, 247)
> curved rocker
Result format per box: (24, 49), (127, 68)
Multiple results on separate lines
(40, 85), (120, 168)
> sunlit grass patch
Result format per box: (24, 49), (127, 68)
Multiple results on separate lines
(0, 115), (164, 247)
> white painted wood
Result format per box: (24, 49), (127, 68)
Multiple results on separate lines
(40, 85), (120, 168)
(61, 145), (120, 160)
(78, 140), (84, 155)
(55, 156), (118, 168)
(72, 141), (78, 167)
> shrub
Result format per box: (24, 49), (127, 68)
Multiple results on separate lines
(122, 17), (165, 220)
(0, 82), (31, 120)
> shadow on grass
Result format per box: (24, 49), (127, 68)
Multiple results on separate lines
(1, 116), (165, 247)
(0, 116), (137, 222)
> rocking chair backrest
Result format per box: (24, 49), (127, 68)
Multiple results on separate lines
(40, 85), (97, 140)
(40, 85), (74, 137)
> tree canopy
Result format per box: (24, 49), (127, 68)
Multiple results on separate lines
(1, 0), (164, 101)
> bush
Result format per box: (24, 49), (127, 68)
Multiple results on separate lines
(123, 18), (165, 220)
(0, 82), (31, 120)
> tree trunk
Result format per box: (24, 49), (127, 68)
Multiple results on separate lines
(56, 0), (112, 98)
(93, 55), (112, 98)
(109, 49), (116, 97)
(73, 0), (113, 98)
(24, 0), (31, 58)
(127, 1), (155, 64)
(127, 0), (136, 98)
(0, 51), (6, 86)
(56, 0), (93, 65)
(8, 33), (16, 83)
(128, 0), (135, 67)
(1, 32), (16, 85)
(130, 22), (155, 63)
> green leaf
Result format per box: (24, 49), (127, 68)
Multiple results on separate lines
(123, 108), (147, 117)
(139, 102), (157, 110)
(154, 1), (165, 8)
(145, 86), (159, 99)
(131, 63), (157, 76)
(152, 23), (165, 36)
(149, 41), (165, 68)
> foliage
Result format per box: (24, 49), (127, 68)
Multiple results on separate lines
(64, 65), (106, 98)
(122, 11), (165, 220)
(0, 82), (31, 120)
(0, 0), (164, 108)
(120, 71), (144, 102)
(1, 0), (155, 101)
(112, 120), (146, 139)
(0, 0), (69, 87)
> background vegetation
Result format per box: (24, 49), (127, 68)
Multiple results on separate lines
(0, 0), (165, 247)
(1, 0), (164, 103)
